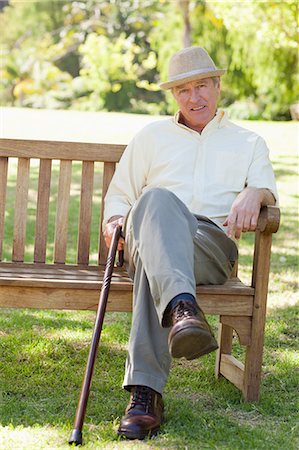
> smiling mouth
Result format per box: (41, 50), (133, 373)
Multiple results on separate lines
(191, 106), (206, 111)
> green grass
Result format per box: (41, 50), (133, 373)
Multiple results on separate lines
(0, 119), (298, 449)
(0, 309), (298, 449)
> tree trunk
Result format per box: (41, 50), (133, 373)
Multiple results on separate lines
(178, 0), (192, 47)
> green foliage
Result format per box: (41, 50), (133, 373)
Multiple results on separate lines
(209, 0), (298, 120)
(66, 0), (167, 113)
(74, 32), (161, 112)
(0, 0), (298, 119)
(0, 0), (73, 108)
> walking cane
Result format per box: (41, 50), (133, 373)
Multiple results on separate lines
(69, 225), (123, 446)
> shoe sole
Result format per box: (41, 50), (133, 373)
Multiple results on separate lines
(117, 426), (160, 440)
(169, 324), (218, 360)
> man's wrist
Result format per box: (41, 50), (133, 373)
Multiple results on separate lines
(245, 186), (275, 206)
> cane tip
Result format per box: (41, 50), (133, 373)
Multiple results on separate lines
(69, 429), (83, 446)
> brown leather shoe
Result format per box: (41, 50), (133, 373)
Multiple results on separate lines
(118, 385), (164, 440)
(168, 300), (218, 360)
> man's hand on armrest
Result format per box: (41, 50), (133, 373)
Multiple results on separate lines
(103, 215), (125, 250)
(223, 187), (276, 239)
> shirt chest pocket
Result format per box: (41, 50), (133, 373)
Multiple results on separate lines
(212, 152), (249, 191)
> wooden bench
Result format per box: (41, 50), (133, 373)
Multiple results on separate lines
(0, 138), (280, 401)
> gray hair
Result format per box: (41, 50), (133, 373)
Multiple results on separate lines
(171, 76), (221, 94)
(211, 76), (220, 87)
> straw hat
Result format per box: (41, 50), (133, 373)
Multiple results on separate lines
(160, 46), (226, 90)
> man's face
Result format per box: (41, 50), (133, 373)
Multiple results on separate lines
(172, 78), (220, 132)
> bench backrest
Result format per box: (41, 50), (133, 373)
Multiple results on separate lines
(0, 139), (126, 266)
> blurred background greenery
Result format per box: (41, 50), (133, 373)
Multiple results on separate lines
(0, 0), (298, 120)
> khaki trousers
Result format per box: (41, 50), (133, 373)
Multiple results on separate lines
(123, 188), (237, 394)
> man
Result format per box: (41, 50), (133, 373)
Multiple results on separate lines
(103, 47), (278, 440)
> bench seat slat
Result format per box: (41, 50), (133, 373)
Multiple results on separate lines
(0, 264), (254, 294)
(0, 283), (253, 315)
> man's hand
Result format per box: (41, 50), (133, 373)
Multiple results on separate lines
(103, 215), (125, 250)
(223, 187), (271, 239)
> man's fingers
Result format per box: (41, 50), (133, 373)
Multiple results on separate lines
(225, 187), (263, 239)
(105, 233), (124, 250)
(240, 209), (259, 233)
(225, 210), (259, 239)
(117, 237), (125, 251)
(225, 210), (237, 238)
(242, 213), (251, 232)
(104, 216), (124, 249)
(249, 211), (259, 231)
(236, 212), (244, 231)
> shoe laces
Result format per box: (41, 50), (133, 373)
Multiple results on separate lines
(129, 386), (152, 413)
(174, 300), (198, 321)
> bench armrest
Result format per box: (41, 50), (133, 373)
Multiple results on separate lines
(256, 205), (280, 234)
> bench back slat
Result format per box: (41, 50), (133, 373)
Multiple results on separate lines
(0, 157), (8, 261)
(0, 139), (125, 162)
(0, 138), (127, 266)
(99, 161), (116, 264)
(34, 159), (52, 263)
(77, 161), (95, 265)
(12, 158), (30, 262)
(54, 160), (72, 264)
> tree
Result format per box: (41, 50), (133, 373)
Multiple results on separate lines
(0, 0), (297, 119)
(178, 0), (191, 47)
(207, 0), (298, 119)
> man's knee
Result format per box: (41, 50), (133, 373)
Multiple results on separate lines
(131, 187), (197, 237)
(134, 188), (177, 212)
(140, 187), (173, 203)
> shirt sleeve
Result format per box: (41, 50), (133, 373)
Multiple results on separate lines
(246, 136), (279, 204)
(102, 131), (149, 227)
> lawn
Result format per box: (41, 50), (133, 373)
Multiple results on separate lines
(0, 117), (298, 449)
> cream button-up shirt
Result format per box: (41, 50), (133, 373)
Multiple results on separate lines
(103, 110), (278, 232)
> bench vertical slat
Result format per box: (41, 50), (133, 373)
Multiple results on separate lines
(99, 161), (116, 265)
(54, 160), (72, 264)
(12, 158), (30, 262)
(34, 159), (52, 263)
(0, 157), (8, 261)
(77, 161), (94, 265)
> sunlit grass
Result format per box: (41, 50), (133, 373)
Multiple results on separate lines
(0, 307), (298, 449)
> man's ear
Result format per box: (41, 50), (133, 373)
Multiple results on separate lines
(217, 80), (221, 97)
(171, 87), (178, 102)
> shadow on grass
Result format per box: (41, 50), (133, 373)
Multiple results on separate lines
(272, 160), (298, 180)
(0, 312), (128, 430)
(0, 305), (298, 448)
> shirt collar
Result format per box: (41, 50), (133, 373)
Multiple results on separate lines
(173, 109), (228, 134)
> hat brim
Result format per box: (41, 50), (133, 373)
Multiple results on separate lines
(159, 69), (226, 90)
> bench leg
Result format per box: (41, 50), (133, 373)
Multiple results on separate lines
(243, 306), (267, 401)
(216, 317), (258, 400)
(243, 345), (263, 401)
(215, 321), (233, 378)
(242, 232), (273, 401)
